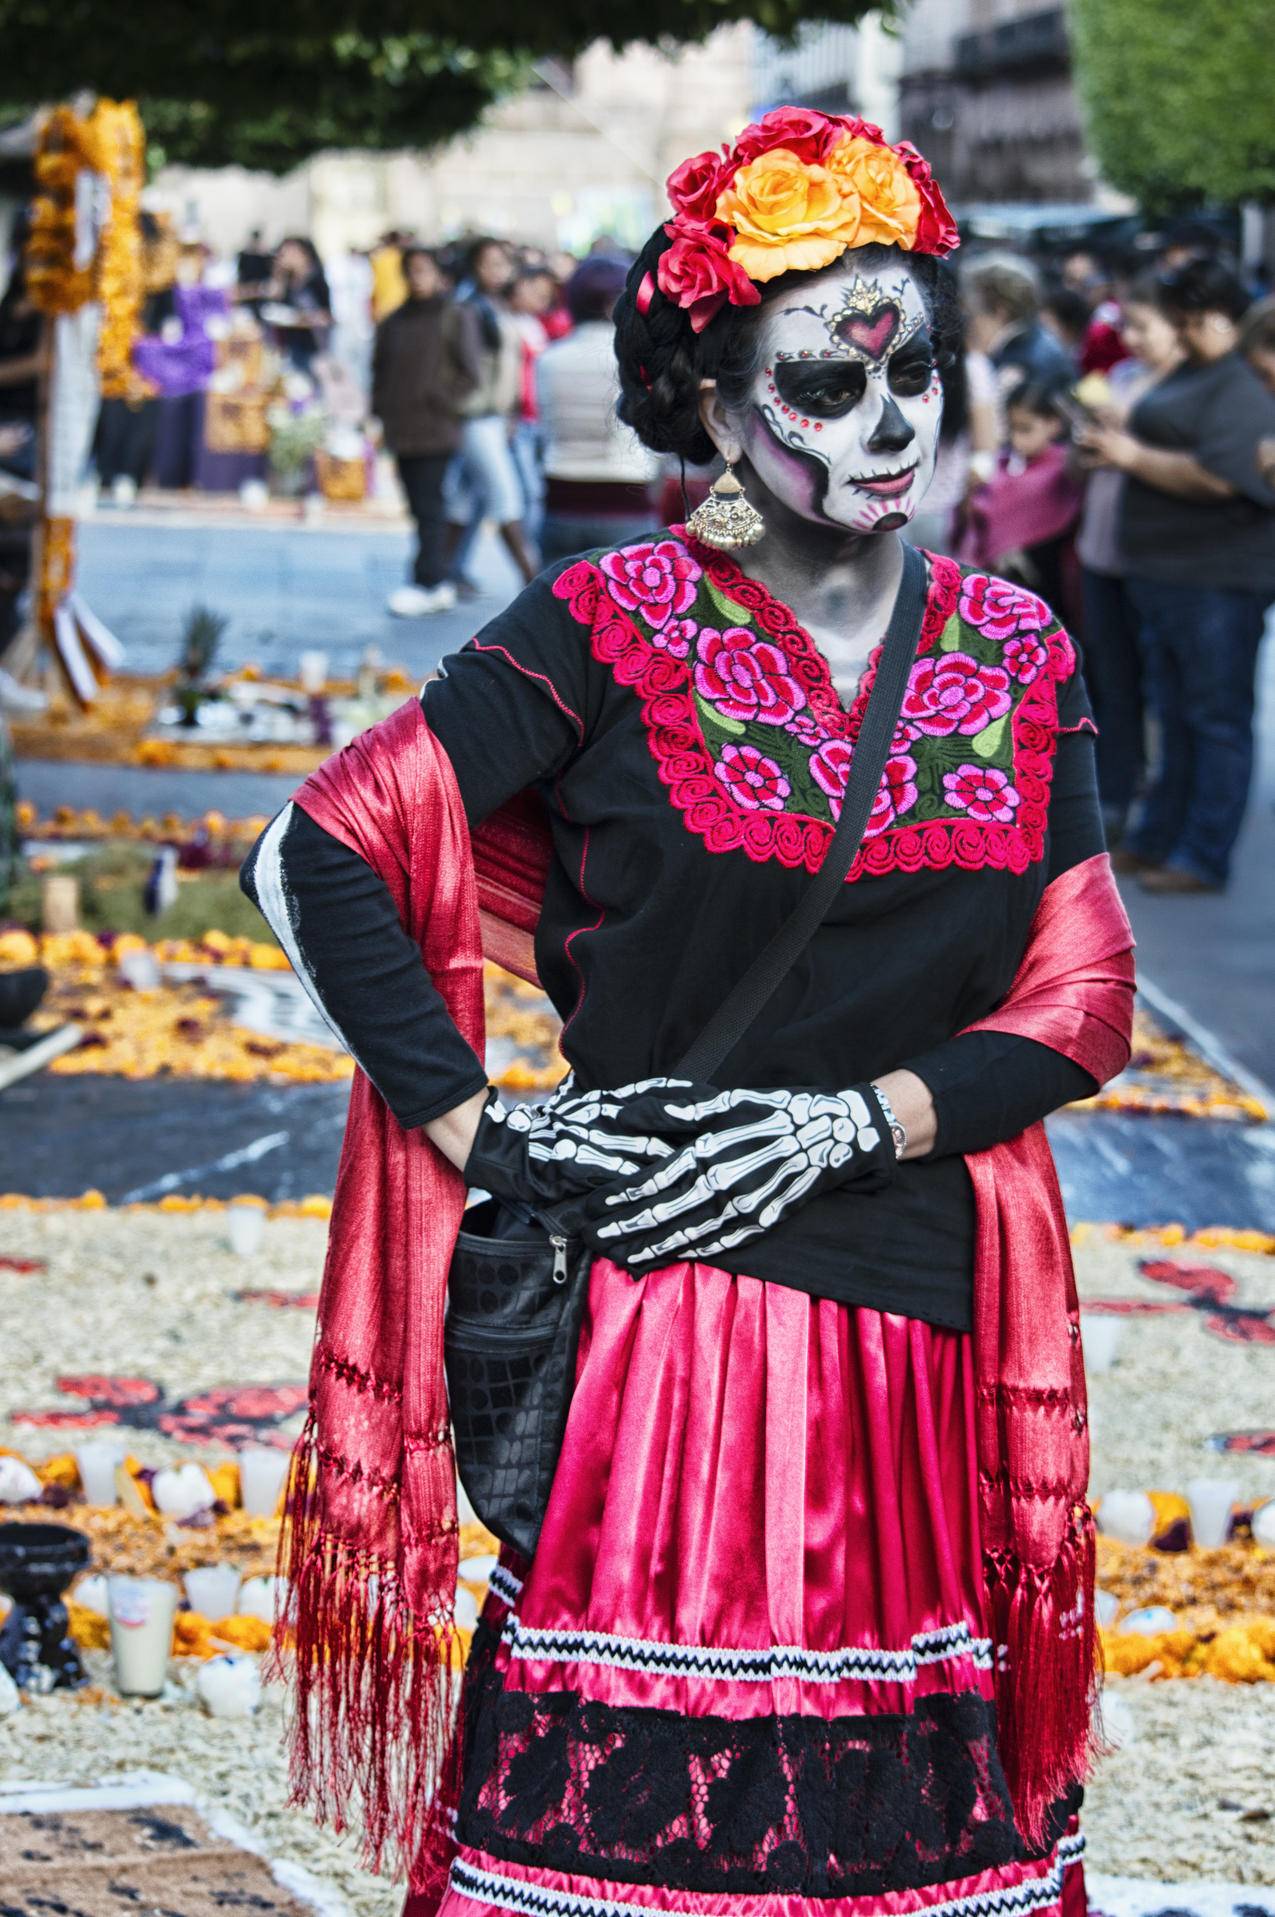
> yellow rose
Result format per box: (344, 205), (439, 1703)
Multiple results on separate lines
(716, 148), (862, 282)
(825, 136), (921, 249)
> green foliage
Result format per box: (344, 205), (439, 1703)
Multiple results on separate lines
(177, 606), (228, 686)
(0, 0), (895, 171)
(1069, 0), (1275, 209)
(8, 846), (274, 943)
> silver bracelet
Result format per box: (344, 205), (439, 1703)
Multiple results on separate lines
(870, 1081), (908, 1160)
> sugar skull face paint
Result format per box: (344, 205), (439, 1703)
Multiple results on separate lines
(741, 262), (943, 534)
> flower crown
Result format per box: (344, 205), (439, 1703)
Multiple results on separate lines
(642, 106), (959, 335)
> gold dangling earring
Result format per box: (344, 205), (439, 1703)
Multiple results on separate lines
(685, 456), (765, 551)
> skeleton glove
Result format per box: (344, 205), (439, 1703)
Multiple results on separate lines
(461, 1077), (686, 1217)
(565, 1081), (899, 1274)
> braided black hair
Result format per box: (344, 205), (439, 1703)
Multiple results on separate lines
(614, 228), (962, 467)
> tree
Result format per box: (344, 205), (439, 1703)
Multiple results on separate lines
(1068, 0), (1275, 210)
(0, 1), (899, 171)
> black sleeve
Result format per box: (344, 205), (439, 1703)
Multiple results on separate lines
(901, 648), (1109, 1158)
(1193, 363), (1275, 506)
(238, 572), (593, 1128)
(240, 803), (489, 1129)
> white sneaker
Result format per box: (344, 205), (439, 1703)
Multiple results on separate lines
(111, 475), (138, 508)
(387, 583), (456, 617)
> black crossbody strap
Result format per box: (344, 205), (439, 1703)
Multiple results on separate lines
(673, 543), (927, 1085)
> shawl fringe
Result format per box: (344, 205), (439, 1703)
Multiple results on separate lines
(270, 1412), (463, 1886)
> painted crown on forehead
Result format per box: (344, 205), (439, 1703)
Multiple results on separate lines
(826, 273), (925, 364)
(638, 106), (958, 336)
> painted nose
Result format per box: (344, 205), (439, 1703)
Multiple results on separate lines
(866, 393), (915, 457)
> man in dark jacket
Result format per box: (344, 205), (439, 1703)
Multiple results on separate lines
(372, 248), (481, 615)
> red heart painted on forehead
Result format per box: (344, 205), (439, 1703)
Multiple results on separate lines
(834, 303), (900, 361)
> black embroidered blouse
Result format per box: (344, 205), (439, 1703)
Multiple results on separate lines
(242, 532), (1103, 1331)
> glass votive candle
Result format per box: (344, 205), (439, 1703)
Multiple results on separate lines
(226, 1206), (265, 1258)
(238, 1444), (290, 1516)
(1080, 1313), (1124, 1375)
(298, 649), (329, 693)
(183, 1564), (243, 1620)
(1185, 1476), (1240, 1549)
(108, 1575), (179, 1697)
(1097, 1488), (1156, 1545)
(75, 1440), (125, 1507)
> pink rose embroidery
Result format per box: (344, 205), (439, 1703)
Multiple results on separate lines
(600, 540), (702, 632)
(695, 628), (808, 726)
(943, 764), (1021, 824)
(901, 651), (1011, 737)
(655, 617), (697, 661)
(809, 741), (918, 832)
(1003, 633), (1049, 685)
(713, 743), (790, 812)
(958, 573), (1050, 645)
(786, 710), (830, 747)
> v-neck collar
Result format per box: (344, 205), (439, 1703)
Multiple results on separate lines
(675, 526), (950, 740)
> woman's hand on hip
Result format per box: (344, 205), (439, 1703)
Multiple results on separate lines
(563, 1081), (903, 1274)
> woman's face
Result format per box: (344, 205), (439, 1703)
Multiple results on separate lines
(735, 260), (943, 536)
(1121, 300), (1179, 371)
(1177, 307), (1238, 362)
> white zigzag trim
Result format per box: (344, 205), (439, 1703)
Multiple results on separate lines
(499, 1613), (994, 1684)
(487, 1564), (523, 1610)
(449, 1833), (1084, 1917)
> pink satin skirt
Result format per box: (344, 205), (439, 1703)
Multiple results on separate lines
(427, 1256), (1086, 1917)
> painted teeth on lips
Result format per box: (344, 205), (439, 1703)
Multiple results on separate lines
(847, 463), (919, 496)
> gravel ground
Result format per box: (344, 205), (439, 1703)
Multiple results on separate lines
(1, 1210), (1273, 1904)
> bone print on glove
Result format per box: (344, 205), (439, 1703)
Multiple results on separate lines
(461, 1077), (689, 1216)
(565, 1083), (898, 1274)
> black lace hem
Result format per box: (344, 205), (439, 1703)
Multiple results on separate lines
(456, 1621), (1080, 1899)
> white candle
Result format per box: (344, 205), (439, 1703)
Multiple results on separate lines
(1097, 1489), (1156, 1546)
(298, 649), (329, 693)
(108, 1576), (179, 1697)
(226, 1207), (266, 1258)
(1080, 1314), (1124, 1375)
(1185, 1476), (1240, 1549)
(183, 1564), (243, 1620)
(75, 1440), (125, 1507)
(238, 1445), (290, 1516)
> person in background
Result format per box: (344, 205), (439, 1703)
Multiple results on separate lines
(370, 230), (409, 324)
(1240, 297), (1275, 397)
(235, 226), (274, 318)
(372, 247), (481, 618)
(964, 253), (1072, 397)
(959, 379), (1083, 616)
(268, 237), (333, 375)
(1078, 257), (1275, 892)
(1073, 275), (1184, 845)
(1061, 249), (1129, 375)
(1040, 286), (1090, 369)
(535, 255), (659, 564)
(0, 220), (41, 664)
(909, 261), (998, 553)
(443, 236), (537, 593)
(96, 212), (177, 506)
(507, 265), (556, 539)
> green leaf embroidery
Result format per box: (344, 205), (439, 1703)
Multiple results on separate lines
(937, 613), (965, 653)
(693, 690), (746, 738)
(703, 575), (754, 629)
(971, 714), (1009, 761)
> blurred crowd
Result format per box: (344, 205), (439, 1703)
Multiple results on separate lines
(2, 209), (1273, 897)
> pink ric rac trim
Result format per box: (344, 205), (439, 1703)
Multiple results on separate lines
(471, 639), (585, 739)
(552, 539), (1070, 883)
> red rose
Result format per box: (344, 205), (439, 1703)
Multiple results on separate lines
(731, 106), (841, 167)
(894, 141), (960, 256)
(657, 223), (760, 334)
(901, 651), (1012, 737)
(714, 743), (791, 813)
(667, 147), (730, 221)
(959, 572), (1050, 644)
(695, 628), (807, 726)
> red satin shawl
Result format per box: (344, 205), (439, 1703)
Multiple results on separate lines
(278, 697), (1134, 1880)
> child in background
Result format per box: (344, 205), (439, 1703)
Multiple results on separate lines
(957, 378), (1084, 619)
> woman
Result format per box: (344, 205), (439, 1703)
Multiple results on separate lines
(266, 236), (333, 375)
(242, 109), (1133, 1917)
(1073, 275), (1183, 845)
(444, 236), (538, 593)
(535, 256), (660, 564)
(1079, 256), (1275, 892)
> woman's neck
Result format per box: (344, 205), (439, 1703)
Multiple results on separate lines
(728, 491), (906, 648)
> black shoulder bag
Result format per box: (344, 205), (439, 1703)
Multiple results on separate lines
(445, 544), (927, 1556)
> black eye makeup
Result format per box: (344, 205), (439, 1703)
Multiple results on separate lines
(772, 359), (868, 417)
(887, 329), (937, 398)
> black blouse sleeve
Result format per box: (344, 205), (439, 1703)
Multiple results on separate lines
(239, 569), (591, 1129)
(901, 653), (1110, 1159)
